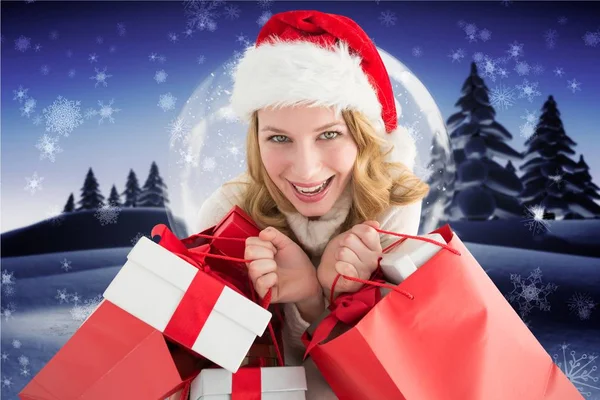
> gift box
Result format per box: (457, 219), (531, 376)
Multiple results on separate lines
(302, 225), (583, 400)
(103, 235), (272, 373)
(189, 367), (307, 400)
(379, 232), (446, 284)
(20, 300), (206, 400)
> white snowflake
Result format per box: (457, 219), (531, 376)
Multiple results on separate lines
(257, 0), (272, 8)
(90, 67), (112, 88)
(168, 117), (190, 147)
(516, 78), (541, 103)
(506, 267), (558, 318)
(478, 56), (501, 81)
(35, 134), (63, 162)
(20, 97), (37, 118)
(88, 53), (99, 63)
(532, 63), (544, 75)
(202, 157), (217, 172)
(567, 78), (582, 93)
(463, 22), (477, 36)
(519, 123), (535, 140)
(1, 270), (15, 286)
(154, 69), (168, 83)
(158, 92), (177, 111)
(109, 45), (117, 53)
(257, 11), (272, 27)
(521, 109), (539, 125)
(92, 99), (121, 124)
(96, 35), (104, 44)
(553, 343), (600, 397)
(168, 32), (178, 42)
(43, 96), (84, 137)
(197, 54), (206, 64)
(56, 288), (70, 304)
(94, 204), (121, 226)
(34, 43), (42, 51)
(32, 114), (43, 125)
(567, 292), (597, 321)
(548, 168), (565, 190)
(13, 85), (29, 103)
(131, 232), (149, 246)
(117, 22), (127, 36)
(21, 366), (31, 377)
(1, 302), (16, 321)
(506, 40), (524, 59)
(478, 28), (492, 42)
(1, 353), (8, 362)
(1, 376), (12, 388)
(583, 31), (600, 47)
(412, 46), (423, 57)
(149, 52), (158, 62)
(70, 294), (102, 322)
(185, 0), (220, 32)
(49, 30), (59, 40)
(14, 35), (31, 52)
(71, 292), (81, 304)
(514, 61), (530, 76)
(523, 204), (551, 235)
(60, 258), (72, 272)
(224, 5), (240, 19)
(24, 171), (44, 194)
(448, 48), (465, 63)
(553, 67), (565, 77)
(68, 69), (76, 78)
(558, 16), (568, 25)
(177, 147), (199, 167)
(490, 85), (516, 110)
(379, 10), (397, 27)
(12, 339), (22, 349)
(183, 27), (194, 38)
(18, 355), (29, 367)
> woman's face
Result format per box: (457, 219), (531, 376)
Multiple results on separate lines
(257, 105), (358, 218)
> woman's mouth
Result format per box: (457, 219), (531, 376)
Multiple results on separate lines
(289, 176), (335, 202)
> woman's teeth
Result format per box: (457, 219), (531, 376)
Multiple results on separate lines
(292, 178), (331, 195)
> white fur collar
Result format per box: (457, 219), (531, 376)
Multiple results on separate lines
(281, 183), (352, 257)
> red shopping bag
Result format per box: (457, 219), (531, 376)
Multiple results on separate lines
(302, 224), (583, 400)
(19, 300), (206, 400)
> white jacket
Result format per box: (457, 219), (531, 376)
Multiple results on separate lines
(196, 173), (422, 400)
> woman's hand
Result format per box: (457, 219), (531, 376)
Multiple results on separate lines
(317, 220), (383, 298)
(245, 227), (323, 305)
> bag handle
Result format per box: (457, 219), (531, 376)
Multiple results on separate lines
(329, 227), (461, 304)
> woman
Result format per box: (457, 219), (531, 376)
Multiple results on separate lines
(196, 10), (429, 399)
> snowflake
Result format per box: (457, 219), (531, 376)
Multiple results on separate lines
(94, 204), (121, 225)
(183, 28), (194, 38)
(516, 79), (541, 103)
(12, 339), (22, 349)
(557, 16), (568, 25)
(92, 99), (121, 124)
(168, 32), (178, 42)
(71, 292), (81, 304)
(24, 171), (44, 194)
(88, 53), (99, 63)
(478, 56), (501, 82)
(1, 376), (12, 388)
(257, 11), (272, 27)
(13, 85), (29, 102)
(544, 29), (558, 49)
(46, 205), (65, 226)
(154, 69), (168, 83)
(506, 267), (558, 318)
(96, 35), (104, 44)
(109, 45), (117, 53)
(567, 79), (582, 93)
(40, 65), (50, 75)
(583, 31), (600, 47)
(90, 67), (112, 88)
(257, 0), (272, 8)
(32, 114), (43, 125)
(506, 40), (524, 59)
(514, 61), (530, 76)
(60, 258), (72, 272)
(448, 48), (465, 63)
(2, 284), (16, 296)
(463, 23), (477, 36)
(35, 134), (63, 162)
(1, 270), (15, 287)
(521, 109), (539, 125)
(567, 292), (597, 321)
(49, 30), (59, 40)
(202, 157), (217, 172)
(168, 117), (191, 147)
(177, 147), (199, 167)
(34, 43), (42, 51)
(20, 98), (37, 118)
(523, 204), (551, 235)
(117, 22), (127, 36)
(532, 64), (545, 75)
(185, 0), (220, 32)
(490, 85), (516, 110)
(478, 28), (492, 42)
(379, 10), (397, 27)
(553, 343), (600, 397)
(131, 232), (149, 246)
(158, 93), (177, 111)
(70, 294), (102, 322)
(14, 35), (31, 52)
(554, 67), (565, 77)
(18, 355), (29, 367)
(43, 96), (84, 137)
(68, 69), (76, 78)
(1, 302), (16, 321)
(1, 353), (8, 362)
(548, 169), (564, 190)
(21, 366), (31, 376)
(224, 5), (240, 19)
(56, 288), (70, 304)
(197, 55), (206, 64)
(149, 52), (158, 62)
(411, 46), (423, 57)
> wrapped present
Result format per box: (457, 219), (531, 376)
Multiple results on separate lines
(20, 300), (206, 400)
(103, 234), (272, 373)
(302, 225), (583, 400)
(379, 232), (446, 284)
(189, 367), (307, 400)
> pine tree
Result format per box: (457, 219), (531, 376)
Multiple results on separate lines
(63, 193), (75, 213)
(76, 168), (105, 210)
(445, 62), (524, 220)
(107, 184), (123, 207)
(563, 156), (600, 218)
(137, 162), (169, 207)
(122, 169), (142, 207)
(519, 96), (598, 219)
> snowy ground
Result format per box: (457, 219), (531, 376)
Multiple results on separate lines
(1, 243), (599, 399)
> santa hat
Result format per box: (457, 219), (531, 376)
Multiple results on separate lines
(230, 10), (416, 171)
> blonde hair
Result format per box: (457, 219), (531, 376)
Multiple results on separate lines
(224, 108), (430, 247)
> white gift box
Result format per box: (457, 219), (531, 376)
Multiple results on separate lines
(379, 233), (446, 284)
(103, 236), (272, 373)
(190, 367), (307, 400)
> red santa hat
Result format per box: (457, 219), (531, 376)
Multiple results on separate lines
(230, 10), (416, 171)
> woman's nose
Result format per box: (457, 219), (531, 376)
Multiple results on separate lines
(291, 143), (322, 179)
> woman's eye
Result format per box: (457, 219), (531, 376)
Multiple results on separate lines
(320, 131), (340, 140)
(268, 135), (288, 143)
